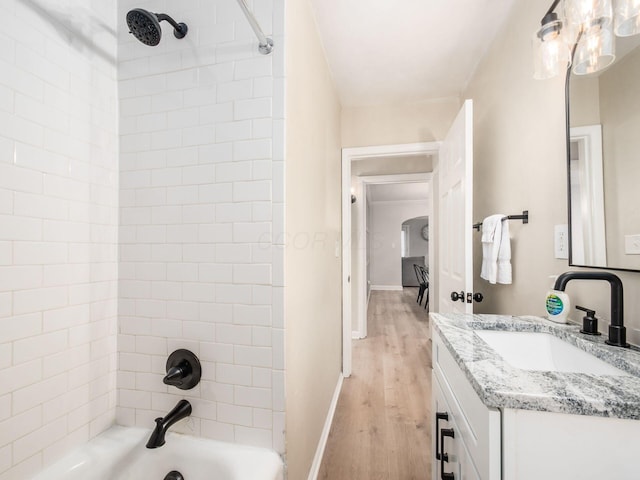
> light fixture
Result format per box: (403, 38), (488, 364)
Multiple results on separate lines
(615, 0), (640, 36)
(533, 11), (570, 79)
(533, 0), (640, 79)
(563, 0), (612, 28)
(573, 18), (616, 74)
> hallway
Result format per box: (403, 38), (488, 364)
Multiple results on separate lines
(318, 289), (433, 479)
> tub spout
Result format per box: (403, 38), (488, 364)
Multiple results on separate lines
(146, 399), (192, 449)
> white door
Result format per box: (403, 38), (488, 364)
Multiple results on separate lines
(438, 99), (473, 314)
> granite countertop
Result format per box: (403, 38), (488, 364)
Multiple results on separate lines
(431, 313), (640, 420)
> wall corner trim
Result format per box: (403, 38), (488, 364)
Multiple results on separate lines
(306, 373), (344, 480)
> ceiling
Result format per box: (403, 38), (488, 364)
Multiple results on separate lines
(368, 182), (429, 203)
(309, 0), (517, 107)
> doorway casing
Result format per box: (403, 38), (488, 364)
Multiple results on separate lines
(341, 142), (440, 377)
(353, 173), (432, 340)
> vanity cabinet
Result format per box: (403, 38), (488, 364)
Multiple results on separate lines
(432, 326), (640, 479)
(432, 330), (501, 480)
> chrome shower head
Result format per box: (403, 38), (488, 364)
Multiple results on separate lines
(126, 8), (188, 46)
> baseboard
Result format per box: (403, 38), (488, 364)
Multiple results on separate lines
(365, 289), (370, 330)
(371, 285), (403, 291)
(307, 374), (344, 480)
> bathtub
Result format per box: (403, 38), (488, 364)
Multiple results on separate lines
(31, 426), (283, 480)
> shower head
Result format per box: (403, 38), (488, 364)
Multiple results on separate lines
(126, 8), (188, 46)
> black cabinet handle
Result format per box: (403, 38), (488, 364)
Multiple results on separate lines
(435, 411), (448, 460)
(440, 427), (455, 480)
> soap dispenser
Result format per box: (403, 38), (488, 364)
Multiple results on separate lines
(576, 305), (601, 336)
(546, 276), (570, 323)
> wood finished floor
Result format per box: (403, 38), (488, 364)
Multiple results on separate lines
(318, 288), (433, 480)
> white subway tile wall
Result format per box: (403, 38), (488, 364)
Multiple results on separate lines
(0, 1), (119, 478)
(0, 0), (285, 477)
(117, 0), (285, 453)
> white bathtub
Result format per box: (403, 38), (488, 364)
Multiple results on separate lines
(31, 426), (283, 480)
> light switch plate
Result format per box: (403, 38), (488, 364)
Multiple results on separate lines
(554, 224), (569, 259)
(624, 235), (640, 255)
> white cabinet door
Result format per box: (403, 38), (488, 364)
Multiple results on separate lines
(434, 372), (486, 480)
(432, 372), (459, 480)
(457, 439), (483, 480)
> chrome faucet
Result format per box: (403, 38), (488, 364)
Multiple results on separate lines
(553, 271), (629, 348)
(146, 399), (192, 448)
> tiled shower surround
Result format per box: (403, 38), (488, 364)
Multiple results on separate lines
(116, 0), (285, 452)
(0, 1), (119, 478)
(0, 0), (285, 477)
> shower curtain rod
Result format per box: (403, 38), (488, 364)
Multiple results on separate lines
(235, 0), (274, 55)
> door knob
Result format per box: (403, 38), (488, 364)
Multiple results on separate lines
(450, 291), (465, 302)
(473, 292), (484, 303)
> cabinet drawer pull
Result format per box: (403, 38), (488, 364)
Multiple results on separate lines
(435, 411), (449, 460)
(440, 427), (455, 480)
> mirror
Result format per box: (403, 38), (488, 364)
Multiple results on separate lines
(567, 35), (640, 272)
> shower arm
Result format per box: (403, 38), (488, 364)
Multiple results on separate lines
(235, 0), (274, 55)
(156, 13), (183, 31)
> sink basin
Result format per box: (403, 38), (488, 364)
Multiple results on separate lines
(475, 330), (628, 376)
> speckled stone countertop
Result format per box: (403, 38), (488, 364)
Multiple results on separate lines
(431, 313), (640, 420)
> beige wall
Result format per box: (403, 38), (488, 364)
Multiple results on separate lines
(370, 201), (430, 287)
(351, 155), (434, 176)
(285, 0), (343, 477)
(599, 47), (640, 269)
(466, 0), (640, 344)
(342, 99), (460, 147)
(466, 0), (566, 316)
(405, 216), (430, 259)
(569, 75), (601, 125)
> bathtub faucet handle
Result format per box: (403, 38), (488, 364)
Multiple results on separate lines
(163, 349), (202, 390)
(163, 362), (189, 387)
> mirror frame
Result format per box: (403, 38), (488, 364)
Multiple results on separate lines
(565, 64), (640, 273)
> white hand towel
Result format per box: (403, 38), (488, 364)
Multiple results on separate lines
(480, 214), (504, 284)
(496, 218), (512, 284)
